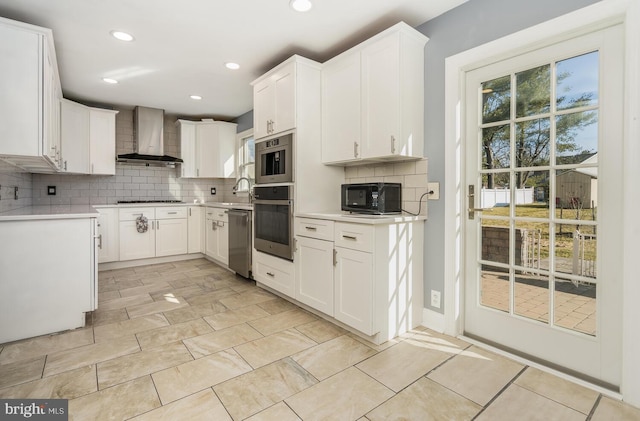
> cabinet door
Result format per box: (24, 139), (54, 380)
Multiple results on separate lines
(178, 121), (197, 177)
(90, 108), (117, 175)
(119, 221), (156, 261)
(334, 246), (374, 335)
(322, 53), (361, 163)
(215, 123), (237, 178)
(273, 65), (295, 135)
(216, 220), (229, 264)
(60, 100), (90, 173)
(253, 80), (274, 139)
(187, 206), (203, 253)
(0, 24), (40, 157)
(196, 124), (219, 178)
(156, 218), (188, 257)
(361, 33), (401, 159)
(43, 43), (61, 168)
(97, 208), (119, 263)
(295, 236), (334, 315)
(204, 218), (218, 258)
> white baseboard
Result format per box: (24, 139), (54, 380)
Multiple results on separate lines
(421, 307), (445, 333)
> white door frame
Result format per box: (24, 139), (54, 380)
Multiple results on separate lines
(442, 0), (640, 405)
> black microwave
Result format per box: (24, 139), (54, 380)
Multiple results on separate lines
(341, 183), (402, 214)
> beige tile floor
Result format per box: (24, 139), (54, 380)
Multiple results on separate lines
(1, 258), (639, 420)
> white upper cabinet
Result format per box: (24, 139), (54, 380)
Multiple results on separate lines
(252, 60), (296, 139)
(177, 120), (237, 178)
(89, 108), (118, 175)
(61, 99), (90, 173)
(321, 52), (362, 163)
(60, 99), (117, 175)
(0, 17), (62, 172)
(321, 22), (428, 165)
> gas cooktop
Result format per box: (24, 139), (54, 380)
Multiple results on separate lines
(116, 200), (184, 204)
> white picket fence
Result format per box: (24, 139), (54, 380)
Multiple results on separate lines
(481, 188), (534, 208)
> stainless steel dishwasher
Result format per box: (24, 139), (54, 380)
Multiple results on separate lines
(228, 209), (252, 278)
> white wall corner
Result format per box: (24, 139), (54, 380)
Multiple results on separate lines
(422, 307), (446, 333)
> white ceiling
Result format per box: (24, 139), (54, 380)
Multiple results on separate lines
(0, 0), (466, 120)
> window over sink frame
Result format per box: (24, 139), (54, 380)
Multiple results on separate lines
(235, 128), (255, 193)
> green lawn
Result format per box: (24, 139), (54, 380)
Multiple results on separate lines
(481, 203), (596, 259)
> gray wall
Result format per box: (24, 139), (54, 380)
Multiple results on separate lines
(417, 0), (600, 313)
(233, 110), (254, 133)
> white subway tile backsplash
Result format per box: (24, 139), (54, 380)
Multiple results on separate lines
(343, 158), (429, 216)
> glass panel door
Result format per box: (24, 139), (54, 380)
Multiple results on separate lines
(464, 25), (623, 386)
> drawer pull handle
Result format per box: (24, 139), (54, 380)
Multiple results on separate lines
(305, 226), (317, 231)
(266, 272), (275, 277)
(342, 235), (357, 240)
(167, 212), (178, 215)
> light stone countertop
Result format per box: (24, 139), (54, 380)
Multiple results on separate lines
(296, 212), (426, 225)
(0, 205), (99, 221)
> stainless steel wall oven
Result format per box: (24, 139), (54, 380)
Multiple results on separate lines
(253, 185), (293, 260)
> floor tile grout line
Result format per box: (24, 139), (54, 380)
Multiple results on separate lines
(585, 393), (602, 420)
(471, 365), (529, 420)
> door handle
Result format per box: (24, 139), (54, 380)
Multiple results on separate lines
(391, 136), (396, 153)
(468, 185), (493, 220)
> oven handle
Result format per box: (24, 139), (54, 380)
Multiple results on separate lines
(252, 199), (293, 206)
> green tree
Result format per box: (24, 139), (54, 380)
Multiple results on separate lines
(481, 64), (597, 188)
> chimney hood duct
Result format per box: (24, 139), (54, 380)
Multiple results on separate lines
(117, 106), (183, 165)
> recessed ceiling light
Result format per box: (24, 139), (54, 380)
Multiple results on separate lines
(190, 95), (202, 100)
(110, 30), (134, 42)
(102, 77), (118, 84)
(225, 62), (240, 70)
(290, 0), (312, 12)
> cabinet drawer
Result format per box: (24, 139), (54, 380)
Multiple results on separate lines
(156, 207), (187, 219)
(119, 207), (155, 221)
(205, 208), (229, 222)
(254, 251), (295, 296)
(295, 217), (334, 241)
(334, 222), (373, 253)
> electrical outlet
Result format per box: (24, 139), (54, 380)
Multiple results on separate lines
(430, 290), (441, 309)
(428, 182), (440, 200)
(210, 187), (216, 195)
(47, 186), (56, 196)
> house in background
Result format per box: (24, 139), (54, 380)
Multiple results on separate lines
(556, 153), (598, 209)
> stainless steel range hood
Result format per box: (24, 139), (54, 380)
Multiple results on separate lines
(117, 106), (183, 165)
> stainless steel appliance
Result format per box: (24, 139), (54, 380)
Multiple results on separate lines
(228, 209), (252, 278)
(117, 106), (183, 165)
(341, 182), (402, 214)
(255, 133), (293, 184)
(253, 185), (293, 260)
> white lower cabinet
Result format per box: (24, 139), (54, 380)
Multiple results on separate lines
(295, 236), (335, 316)
(187, 206), (203, 253)
(291, 217), (424, 344)
(254, 250), (295, 297)
(95, 207), (119, 263)
(119, 207), (187, 261)
(295, 217), (335, 315)
(205, 207), (229, 265)
(155, 208), (188, 257)
(119, 208), (156, 261)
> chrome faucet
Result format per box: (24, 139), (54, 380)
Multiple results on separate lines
(232, 177), (253, 201)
